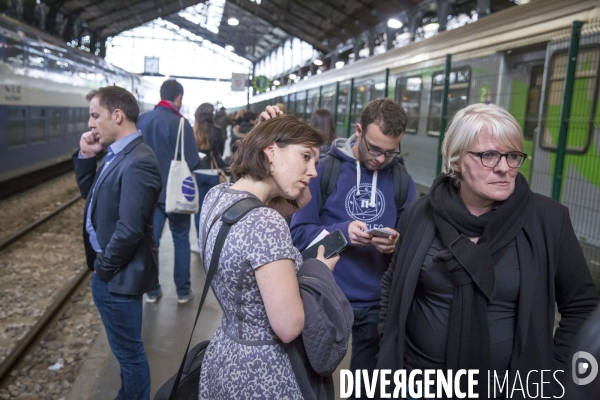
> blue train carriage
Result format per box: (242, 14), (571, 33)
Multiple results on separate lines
(249, 0), (600, 289)
(0, 14), (157, 183)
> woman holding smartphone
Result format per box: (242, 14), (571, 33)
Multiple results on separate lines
(197, 115), (340, 399)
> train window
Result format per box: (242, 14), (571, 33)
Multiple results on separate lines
(523, 66), (544, 140)
(395, 76), (422, 134)
(321, 84), (337, 115)
(370, 81), (386, 101)
(79, 108), (89, 132)
(352, 84), (368, 123)
(336, 84), (350, 137)
(7, 108), (26, 147)
(47, 56), (72, 73)
(428, 67), (470, 135)
(27, 50), (46, 69)
(30, 108), (46, 143)
(1, 29), (24, 65)
(66, 109), (76, 136)
(541, 47), (599, 153)
(307, 88), (320, 117)
(296, 91), (307, 120)
(23, 33), (47, 69)
(48, 108), (63, 139)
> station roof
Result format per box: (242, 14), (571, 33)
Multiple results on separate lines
(12, 0), (520, 62)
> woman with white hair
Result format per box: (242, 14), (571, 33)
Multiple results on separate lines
(377, 103), (598, 398)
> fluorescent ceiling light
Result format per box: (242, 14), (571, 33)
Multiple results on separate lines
(387, 19), (402, 29)
(273, 80), (280, 85)
(335, 61), (345, 69)
(289, 73), (297, 80)
(313, 59), (323, 66)
(227, 17), (239, 26)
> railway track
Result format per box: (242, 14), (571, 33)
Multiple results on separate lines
(0, 161), (75, 201)
(0, 194), (89, 384)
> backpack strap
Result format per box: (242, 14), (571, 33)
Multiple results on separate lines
(169, 197), (264, 400)
(319, 155), (342, 217)
(392, 161), (410, 224)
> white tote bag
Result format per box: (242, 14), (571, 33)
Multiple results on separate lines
(165, 118), (199, 214)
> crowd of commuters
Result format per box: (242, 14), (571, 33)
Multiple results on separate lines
(74, 79), (599, 400)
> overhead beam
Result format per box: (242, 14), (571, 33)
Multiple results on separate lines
(228, 0), (329, 53)
(285, 0), (350, 43)
(90, 0), (203, 35)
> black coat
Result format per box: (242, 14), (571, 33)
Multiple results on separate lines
(73, 136), (162, 295)
(378, 193), (599, 398)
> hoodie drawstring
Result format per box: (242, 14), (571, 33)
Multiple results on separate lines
(370, 170), (378, 208)
(355, 160), (361, 196)
(355, 160), (378, 208)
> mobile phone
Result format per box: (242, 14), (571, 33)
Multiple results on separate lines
(301, 229), (347, 260)
(367, 228), (395, 238)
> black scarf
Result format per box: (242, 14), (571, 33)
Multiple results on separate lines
(429, 173), (532, 394)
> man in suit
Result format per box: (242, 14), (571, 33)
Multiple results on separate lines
(73, 86), (161, 400)
(137, 79), (200, 304)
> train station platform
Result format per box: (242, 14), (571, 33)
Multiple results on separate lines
(67, 219), (351, 399)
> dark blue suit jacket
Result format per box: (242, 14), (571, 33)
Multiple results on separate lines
(73, 136), (162, 295)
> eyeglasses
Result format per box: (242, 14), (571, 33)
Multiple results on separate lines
(362, 132), (401, 158)
(467, 151), (527, 168)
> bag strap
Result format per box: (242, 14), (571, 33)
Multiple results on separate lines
(173, 117), (185, 161)
(319, 155), (342, 217)
(209, 153), (218, 172)
(168, 197), (265, 400)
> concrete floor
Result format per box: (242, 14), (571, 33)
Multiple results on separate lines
(68, 219), (351, 399)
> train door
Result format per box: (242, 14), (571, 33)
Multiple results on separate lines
(501, 46), (547, 182)
(531, 38), (600, 288)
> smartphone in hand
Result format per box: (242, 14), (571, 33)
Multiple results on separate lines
(301, 229), (347, 260)
(366, 228), (395, 238)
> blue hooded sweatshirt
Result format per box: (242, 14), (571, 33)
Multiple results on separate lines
(290, 134), (417, 307)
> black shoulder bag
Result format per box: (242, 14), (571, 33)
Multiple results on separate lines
(153, 197), (265, 400)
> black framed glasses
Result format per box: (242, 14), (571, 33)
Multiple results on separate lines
(467, 150), (527, 168)
(362, 132), (401, 158)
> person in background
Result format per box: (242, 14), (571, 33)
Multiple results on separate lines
(137, 79), (200, 304)
(74, 86), (161, 399)
(214, 106), (230, 142)
(378, 103), (599, 398)
(192, 102), (225, 245)
(309, 109), (337, 159)
(197, 115), (338, 399)
(288, 99), (417, 399)
(230, 110), (257, 154)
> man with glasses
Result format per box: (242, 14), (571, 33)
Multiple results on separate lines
(290, 98), (417, 396)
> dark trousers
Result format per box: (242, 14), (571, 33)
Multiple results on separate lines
(349, 305), (380, 399)
(148, 203), (191, 297)
(91, 274), (150, 400)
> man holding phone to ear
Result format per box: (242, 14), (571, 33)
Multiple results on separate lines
(261, 99), (417, 397)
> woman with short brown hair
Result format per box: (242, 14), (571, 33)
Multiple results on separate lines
(198, 115), (338, 399)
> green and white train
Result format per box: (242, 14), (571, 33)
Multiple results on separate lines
(249, 0), (600, 289)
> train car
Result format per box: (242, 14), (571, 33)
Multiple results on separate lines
(0, 14), (158, 183)
(249, 0), (600, 288)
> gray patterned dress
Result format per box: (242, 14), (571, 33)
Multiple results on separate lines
(198, 184), (303, 400)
